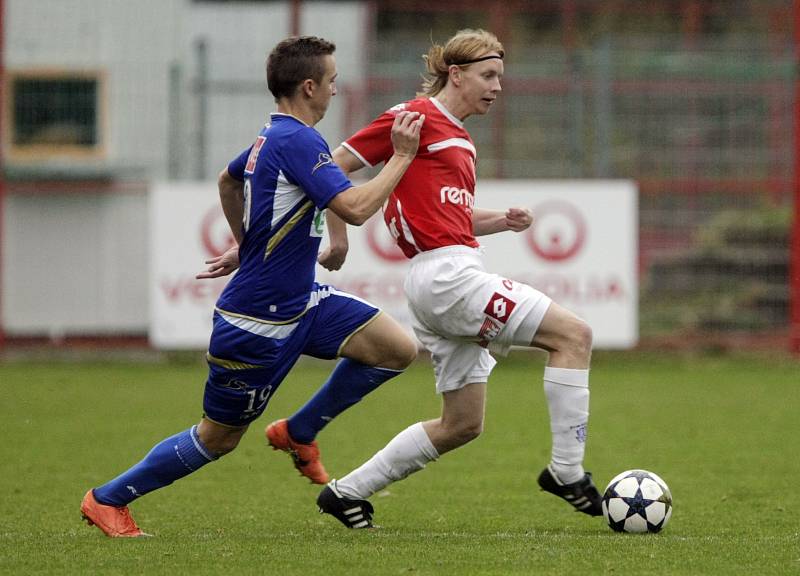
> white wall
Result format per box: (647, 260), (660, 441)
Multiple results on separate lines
(186, 1), (367, 176)
(4, 0), (367, 178)
(5, 0), (182, 175)
(2, 0), (368, 336)
(2, 188), (149, 335)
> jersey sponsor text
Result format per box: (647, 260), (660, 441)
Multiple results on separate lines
(440, 186), (474, 209)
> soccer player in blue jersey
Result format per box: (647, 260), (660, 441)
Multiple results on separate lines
(80, 36), (425, 537)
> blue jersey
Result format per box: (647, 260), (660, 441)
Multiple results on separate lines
(216, 113), (352, 321)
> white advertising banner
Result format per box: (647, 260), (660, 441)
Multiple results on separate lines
(150, 180), (638, 349)
(149, 182), (233, 349)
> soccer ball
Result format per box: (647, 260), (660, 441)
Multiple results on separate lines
(602, 469), (673, 533)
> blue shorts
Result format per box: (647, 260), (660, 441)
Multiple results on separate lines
(203, 284), (379, 426)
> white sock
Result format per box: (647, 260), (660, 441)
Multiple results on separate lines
(543, 366), (589, 484)
(335, 422), (439, 500)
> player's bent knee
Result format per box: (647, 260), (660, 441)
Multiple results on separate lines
(203, 434), (243, 457)
(572, 319), (593, 357)
(464, 421), (483, 443)
(455, 424), (482, 447)
(394, 339), (418, 368)
(197, 419), (247, 457)
(378, 335), (418, 370)
(555, 315), (593, 360)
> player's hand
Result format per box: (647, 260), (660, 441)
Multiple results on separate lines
(196, 245), (240, 279)
(391, 111), (425, 158)
(505, 207), (532, 232)
(318, 244), (348, 271)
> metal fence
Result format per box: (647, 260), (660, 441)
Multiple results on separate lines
(2, 0), (798, 350)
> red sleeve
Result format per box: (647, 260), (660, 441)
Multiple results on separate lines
(342, 110), (395, 168)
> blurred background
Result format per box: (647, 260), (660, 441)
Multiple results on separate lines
(1, 0), (798, 355)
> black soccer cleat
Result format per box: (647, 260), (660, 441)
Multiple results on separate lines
(317, 481), (374, 529)
(537, 465), (603, 516)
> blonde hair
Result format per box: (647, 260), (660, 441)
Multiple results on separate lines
(420, 29), (505, 97)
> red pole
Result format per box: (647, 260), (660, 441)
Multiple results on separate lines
(681, 0), (702, 49)
(791, 0), (800, 353)
(0, 0), (6, 350)
(290, 0), (301, 36)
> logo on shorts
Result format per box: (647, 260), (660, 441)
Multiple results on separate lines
(221, 379), (249, 390)
(478, 317), (502, 345)
(484, 292), (516, 324)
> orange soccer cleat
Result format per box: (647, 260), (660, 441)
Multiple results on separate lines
(265, 419), (330, 484)
(80, 490), (150, 538)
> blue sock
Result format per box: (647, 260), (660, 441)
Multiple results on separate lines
(93, 425), (217, 507)
(287, 359), (402, 443)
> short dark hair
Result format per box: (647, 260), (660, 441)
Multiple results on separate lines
(266, 36), (336, 100)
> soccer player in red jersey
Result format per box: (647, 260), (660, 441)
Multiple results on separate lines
(314, 29), (603, 528)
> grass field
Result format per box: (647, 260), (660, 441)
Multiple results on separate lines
(1, 351), (798, 575)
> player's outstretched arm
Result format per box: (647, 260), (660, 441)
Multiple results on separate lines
(473, 207), (532, 236)
(328, 111), (425, 226)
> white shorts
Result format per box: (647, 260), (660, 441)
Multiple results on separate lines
(404, 245), (552, 394)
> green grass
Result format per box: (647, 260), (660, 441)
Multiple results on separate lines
(1, 352), (799, 575)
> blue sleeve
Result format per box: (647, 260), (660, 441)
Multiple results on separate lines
(227, 147), (251, 181)
(281, 128), (352, 209)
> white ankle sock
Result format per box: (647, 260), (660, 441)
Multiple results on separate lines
(335, 422), (439, 500)
(543, 366), (589, 484)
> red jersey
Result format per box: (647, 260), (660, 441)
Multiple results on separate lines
(343, 97), (479, 259)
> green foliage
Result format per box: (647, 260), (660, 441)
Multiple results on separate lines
(1, 353), (798, 575)
(642, 203), (791, 335)
(694, 204), (791, 252)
